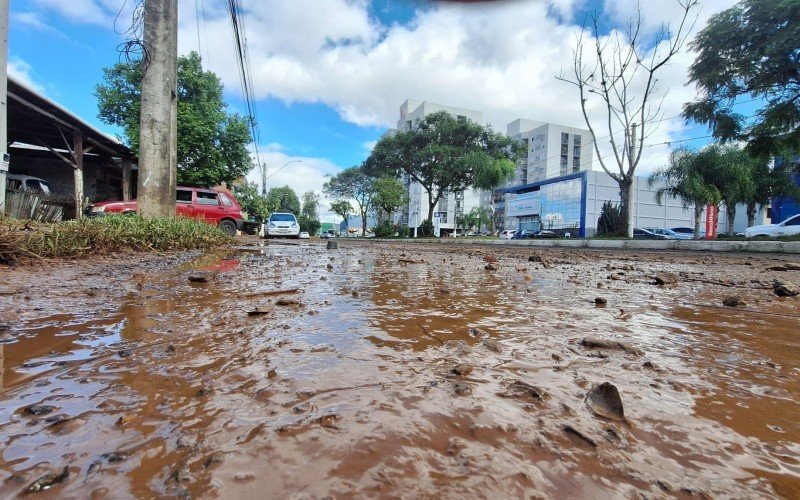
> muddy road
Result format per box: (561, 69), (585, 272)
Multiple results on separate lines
(0, 240), (798, 498)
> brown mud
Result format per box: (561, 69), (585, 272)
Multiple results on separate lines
(0, 240), (799, 498)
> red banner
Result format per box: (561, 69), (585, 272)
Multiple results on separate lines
(705, 204), (718, 239)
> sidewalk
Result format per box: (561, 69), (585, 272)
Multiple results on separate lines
(372, 237), (800, 254)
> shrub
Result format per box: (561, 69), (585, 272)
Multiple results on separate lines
(419, 218), (434, 237)
(373, 220), (401, 238)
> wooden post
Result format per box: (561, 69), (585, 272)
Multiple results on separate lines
(122, 157), (132, 201)
(73, 130), (84, 219)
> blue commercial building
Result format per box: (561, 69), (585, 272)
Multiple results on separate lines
(770, 156), (800, 223)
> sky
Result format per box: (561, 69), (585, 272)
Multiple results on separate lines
(9, 0), (744, 223)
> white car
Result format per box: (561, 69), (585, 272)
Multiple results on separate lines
(744, 214), (800, 238)
(299, 231), (310, 239)
(264, 212), (300, 238)
(499, 230), (516, 239)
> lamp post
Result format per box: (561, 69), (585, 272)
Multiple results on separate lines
(412, 210), (418, 238)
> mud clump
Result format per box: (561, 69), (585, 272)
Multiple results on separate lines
(485, 263), (498, 271)
(585, 382), (625, 421)
(24, 467), (69, 493)
(326, 240), (338, 250)
(451, 364), (473, 376)
(722, 296), (745, 307)
(594, 297), (607, 306)
(653, 273), (678, 285)
(581, 337), (643, 356)
(483, 338), (502, 353)
(773, 280), (799, 297)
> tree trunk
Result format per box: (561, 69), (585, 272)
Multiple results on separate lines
(361, 207), (367, 236)
(618, 178), (634, 237)
(746, 203), (757, 227)
(726, 204), (736, 236)
(693, 204), (703, 239)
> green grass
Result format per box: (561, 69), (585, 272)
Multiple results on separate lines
(0, 215), (233, 263)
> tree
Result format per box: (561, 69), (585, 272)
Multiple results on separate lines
(301, 191), (320, 220)
(742, 154), (799, 227)
(372, 177), (407, 222)
(596, 201), (624, 236)
(265, 185), (300, 214)
(683, 0), (800, 157)
(233, 182), (270, 221)
(716, 146), (758, 235)
(323, 166), (375, 236)
(365, 111), (520, 225)
(329, 200), (353, 227)
(298, 215), (321, 236)
(96, 51), (253, 187)
(459, 207), (491, 232)
(556, 1), (699, 237)
(648, 146), (725, 239)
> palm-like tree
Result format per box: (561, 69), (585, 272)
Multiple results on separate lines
(649, 146), (724, 239)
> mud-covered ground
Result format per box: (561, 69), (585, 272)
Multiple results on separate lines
(0, 239), (799, 498)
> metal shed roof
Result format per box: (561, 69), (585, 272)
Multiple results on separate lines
(7, 75), (134, 160)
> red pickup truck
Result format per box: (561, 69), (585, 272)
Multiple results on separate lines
(86, 186), (244, 235)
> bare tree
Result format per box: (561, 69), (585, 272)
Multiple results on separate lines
(557, 1), (698, 237)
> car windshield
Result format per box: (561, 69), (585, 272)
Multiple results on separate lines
(270, 214), (296, 222)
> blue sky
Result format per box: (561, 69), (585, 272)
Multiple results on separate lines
(9, 0), (739, 221)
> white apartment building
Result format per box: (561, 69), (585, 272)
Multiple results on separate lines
(395, 100), (483, 237)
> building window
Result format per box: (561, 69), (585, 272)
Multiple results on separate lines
(574, 135), (582, 146)
(561, 132), (569, 144)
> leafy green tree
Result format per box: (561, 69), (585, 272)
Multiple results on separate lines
(301, 191), (320, 220)
(365, 111), (520, 225)
(95, 51), (252, 187)
(742, 154), (800, 227)
(649, 146), (726, 239)
(323, 166), (375, 236)
(458, 207), (491, 232)
(329, 200), (353, 227)
(265, 185), (301, 214)
(233, 182), (270, 221)
(298, 214), (321, 235)
(684, 0), (800, 156)
(372, 177), (407, 222)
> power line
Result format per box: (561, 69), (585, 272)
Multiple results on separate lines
(226, 0), (262, 171)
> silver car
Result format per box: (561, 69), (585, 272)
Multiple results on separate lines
(264, 212), (300, 238)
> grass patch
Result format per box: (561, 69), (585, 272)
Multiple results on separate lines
(0, 215), (233, 264)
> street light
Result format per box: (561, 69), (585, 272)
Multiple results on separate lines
(261, 159), (303, 194)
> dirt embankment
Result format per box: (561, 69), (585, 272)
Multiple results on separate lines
(1, 241), (799, 498)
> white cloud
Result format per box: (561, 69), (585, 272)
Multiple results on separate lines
(8, 57), (46, 94)
(244, 148), (342, 222)
(174, 0), (737, 179)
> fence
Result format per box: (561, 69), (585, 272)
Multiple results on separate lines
(3, 188), (74, 222)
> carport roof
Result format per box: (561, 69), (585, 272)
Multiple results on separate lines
(7, 75), (134, 160)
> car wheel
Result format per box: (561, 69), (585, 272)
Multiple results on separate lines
(219, 219), (237, 236)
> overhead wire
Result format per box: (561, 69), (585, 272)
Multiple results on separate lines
(226, 0), (262, 171)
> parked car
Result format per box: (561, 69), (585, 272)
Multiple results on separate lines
(86, 186), (243, 236)
(6, 173), (54, 194)
(511, 230), (533, 239)
(644, 227), (692, 240)
(671, 226), (705, 238)
(633, 228), (668, 240)
(264, 212), (300, 238)
(499, 229), (516, 239)
(299, 231), (310, 239)
(322, 230), (337, 239)
(744, 214), (800, 238)
(531, 230), (557, 238)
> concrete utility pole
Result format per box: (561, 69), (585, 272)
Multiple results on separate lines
(627, 123), (638, 238)
(260, 162), (267, 196)
(137, 0), (178, 218)
(0, 0), (9, 214)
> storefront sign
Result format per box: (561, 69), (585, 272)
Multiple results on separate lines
(506, 191), (541, 217)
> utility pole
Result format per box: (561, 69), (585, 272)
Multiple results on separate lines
(260, 162), (267, 196)
(137, 0), (178, 218)
(627, 123), (638, 238)
(0, 0), (9, 214)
